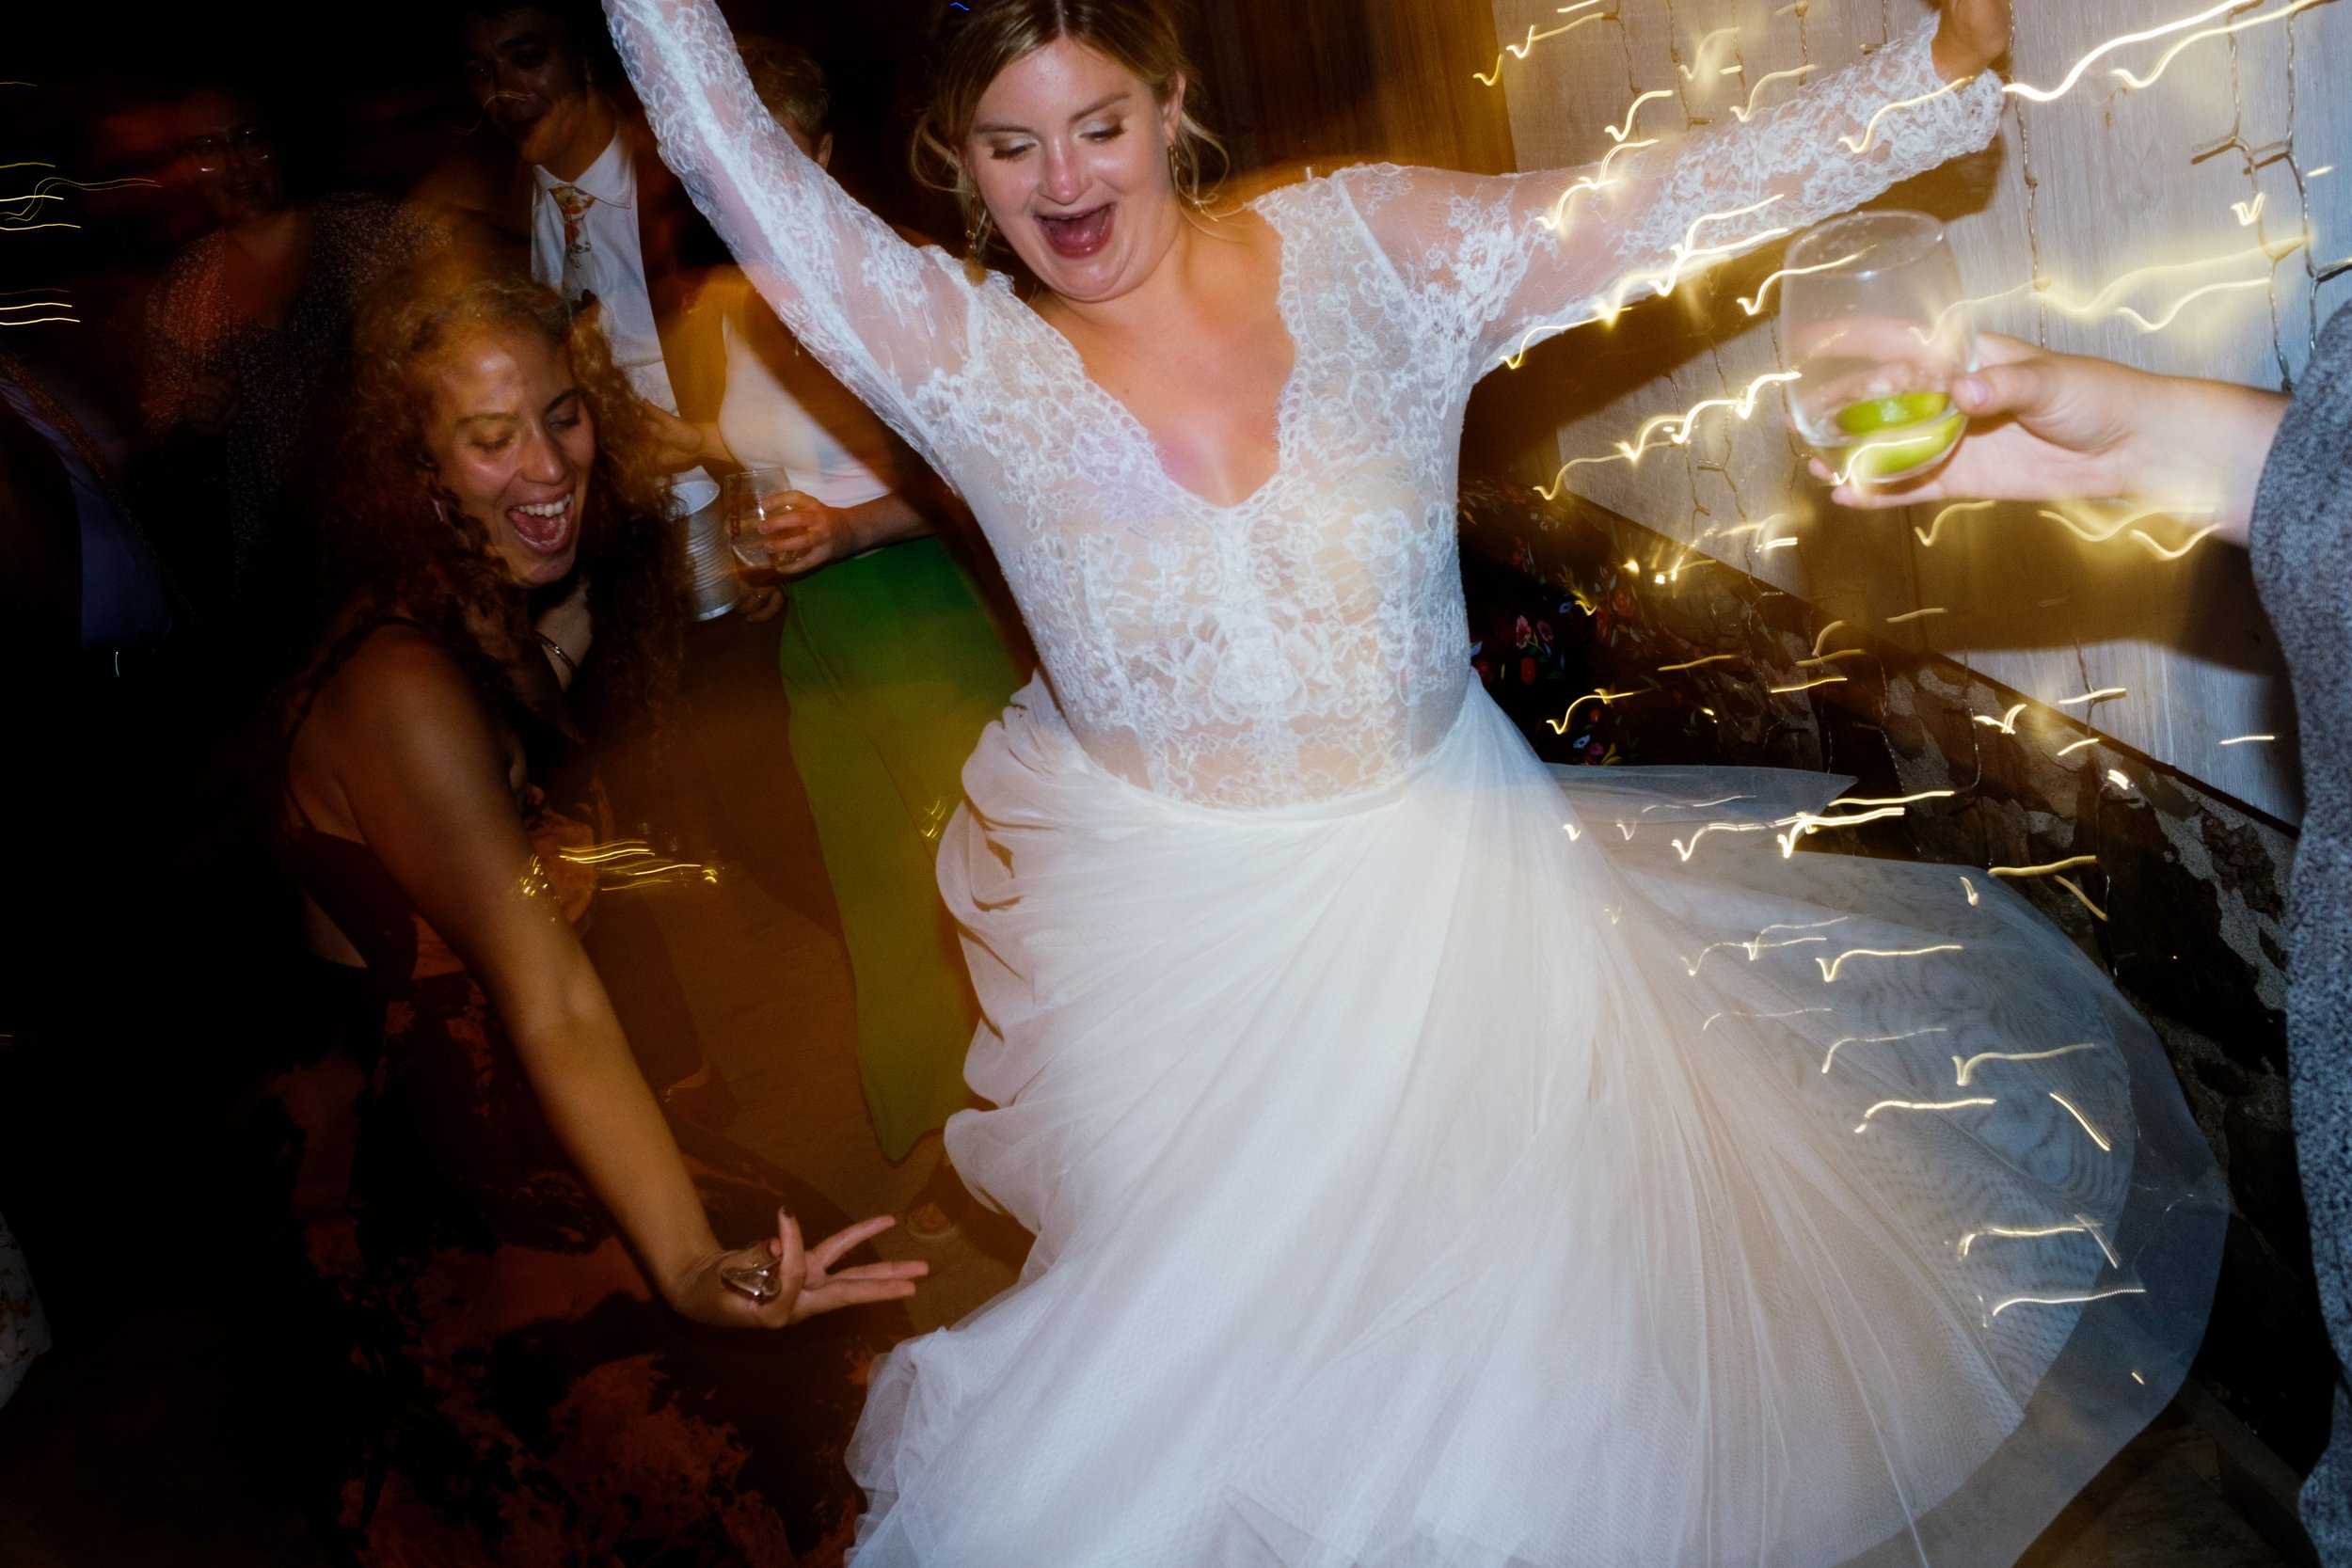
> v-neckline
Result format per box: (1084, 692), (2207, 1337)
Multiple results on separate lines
(1019, 195), (1301, 516)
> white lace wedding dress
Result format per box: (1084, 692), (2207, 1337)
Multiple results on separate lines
(605, 3), (2226, 1561)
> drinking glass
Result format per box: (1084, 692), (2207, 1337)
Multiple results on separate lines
(723, 467), (802, 570)
(1780, 211), (1975, 489)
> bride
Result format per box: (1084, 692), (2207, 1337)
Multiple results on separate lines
(603, 0), (2226, 1561)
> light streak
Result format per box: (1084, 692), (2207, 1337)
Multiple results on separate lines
(1770, 673), (1848, 694)
(2312, 165), (2338, 177)
(1886, 607), (1947, 625)
(1854, 1096), (1995, 1133)
(1819, 943), (1963, 981)
(1989, 855), (2099, 879)
(2057, 737), (2101, 757)
(1987, 1285), (2145, 1321)
(1954, 1041), (2102, 1086)
(1958, 1215), (2118, 1265)
(1841, 78), (1970, 156)
(1671, 820), (1771, 861)
(2218, 733), (2277, 745)
(1682, 934), (1831, 977)
(1607, 89), (1676, 142)
(1675, 27), (1740, 85)
(2233, 194), (2268, 226)
(1656, 653), (1738, 672)
(1809, 620), (1851, 657)
(2107, 0), (2337, 92)
(1738, 250), (1861, 314)
(2056, 687), (2126, 708)
(2054, 875), (2110, 921)
(1473, 4), (1612, 86)
(1820, 1026), (1947, 1073)
(1702, 1005), (1833, 1031)
(1961, 874), (1980, 906)
(1946, 241), (2306, 343)
(1730, 65), (1815, 121)
(556, 839), (720, 887)
(1564, 821), (1583, 841)
(2130, 522), (2219, 559)
(2000, 0), (2253, 104)
(1544, 687), (1645, 734)
(2048, 1091), (2116, 1151)
(2106, 768), (2136, 792)
(1536, 370), (1801, 490)
(1830, 790), (1955, 809)
(1973, 704), (2028, 735)
(1915, 499), (1995, 548)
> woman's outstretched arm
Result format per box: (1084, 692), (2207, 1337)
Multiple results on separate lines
(309, 629), (926, 1329)
(1342, 1), (2007, 380)
(602, 0), (975, 467)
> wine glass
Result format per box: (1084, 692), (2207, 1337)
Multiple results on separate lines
(1780, 211), (1975, 490)
(723, 467), (803, 571)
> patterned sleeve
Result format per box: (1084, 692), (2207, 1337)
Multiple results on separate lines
(141, 252), (208, 442)
(601, 0), (976, 462)
(1338, 17), (2002, 381)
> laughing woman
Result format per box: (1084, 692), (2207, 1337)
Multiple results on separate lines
(604, 0), (2229, 1561)
(272, 265), (923, 1565)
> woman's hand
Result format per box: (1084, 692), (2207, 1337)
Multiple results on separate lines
(670, 1211), (928, 1329)
(1808, 332), (2288, 545)
(1933, 0), (2010, 78)
(746, 488), (864, 578)
(641, 401), (709, 473)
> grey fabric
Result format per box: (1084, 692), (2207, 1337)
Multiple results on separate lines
(2250, 301), (2352, 1562)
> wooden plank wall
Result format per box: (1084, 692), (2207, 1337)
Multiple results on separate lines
(1191, 0), (1517, 180)
(1482, 0), (2351, 825)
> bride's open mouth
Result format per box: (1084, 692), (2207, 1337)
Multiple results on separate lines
(1037, 203), (1116, 261)
(508, 492), (577, 555)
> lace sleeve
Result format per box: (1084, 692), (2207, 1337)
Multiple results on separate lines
(602, 0), (974, 454)
(1342, 17), (2001, 380)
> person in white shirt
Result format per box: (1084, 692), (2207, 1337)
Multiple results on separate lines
(693, 38), (1026, 1166)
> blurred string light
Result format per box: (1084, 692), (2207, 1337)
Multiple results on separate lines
(1534, 368), (1801, 491)
(1953, 1042), (2101, 1087)
(556, 839), (719, 889)
(1474, 0), (1612, 86)
(1820, 1026), (1948, 1073)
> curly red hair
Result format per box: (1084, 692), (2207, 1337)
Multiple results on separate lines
(310, 262), (684, 744)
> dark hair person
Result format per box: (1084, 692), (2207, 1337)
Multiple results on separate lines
(272, 264), (922, 1563)
(143, 87), (437, 619)
(609, 0), (2221, 1562)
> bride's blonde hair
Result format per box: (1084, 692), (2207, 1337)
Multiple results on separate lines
(912, 0), (1226, 276)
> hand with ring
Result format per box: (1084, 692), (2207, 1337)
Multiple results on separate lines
(676, 1208), (927, 1329)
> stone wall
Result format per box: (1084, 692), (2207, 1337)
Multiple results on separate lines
(1459, 479), (2333, 1469)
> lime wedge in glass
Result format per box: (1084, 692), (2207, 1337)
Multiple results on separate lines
(1836, 390), (1951, 436)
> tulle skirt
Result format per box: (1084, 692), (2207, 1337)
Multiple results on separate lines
(848, 675), (2225, 1567)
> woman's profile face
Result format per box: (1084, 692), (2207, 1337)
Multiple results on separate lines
(963, 38), (1187, 304)
(421, 325), (596, 588)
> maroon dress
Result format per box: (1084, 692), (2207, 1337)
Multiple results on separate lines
(266, 626), (899, 1566)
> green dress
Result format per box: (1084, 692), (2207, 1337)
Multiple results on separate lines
(779, 536), (1021, 1159)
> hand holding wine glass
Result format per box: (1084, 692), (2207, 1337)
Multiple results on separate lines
(1782, 210), (1975, 495)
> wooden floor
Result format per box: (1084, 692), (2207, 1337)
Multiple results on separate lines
(0, 672), (2315, 1564)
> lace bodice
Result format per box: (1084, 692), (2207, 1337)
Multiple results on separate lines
(605, 0), (1998, 809)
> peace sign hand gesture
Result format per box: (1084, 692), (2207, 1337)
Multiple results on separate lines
(675, 1211), (929, 1329)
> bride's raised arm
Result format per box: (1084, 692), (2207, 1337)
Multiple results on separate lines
(1339, 11), (2002, 379)
(603, 0), (972, 455)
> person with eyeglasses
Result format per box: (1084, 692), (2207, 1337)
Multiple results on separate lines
(140, 87), (436, 627)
